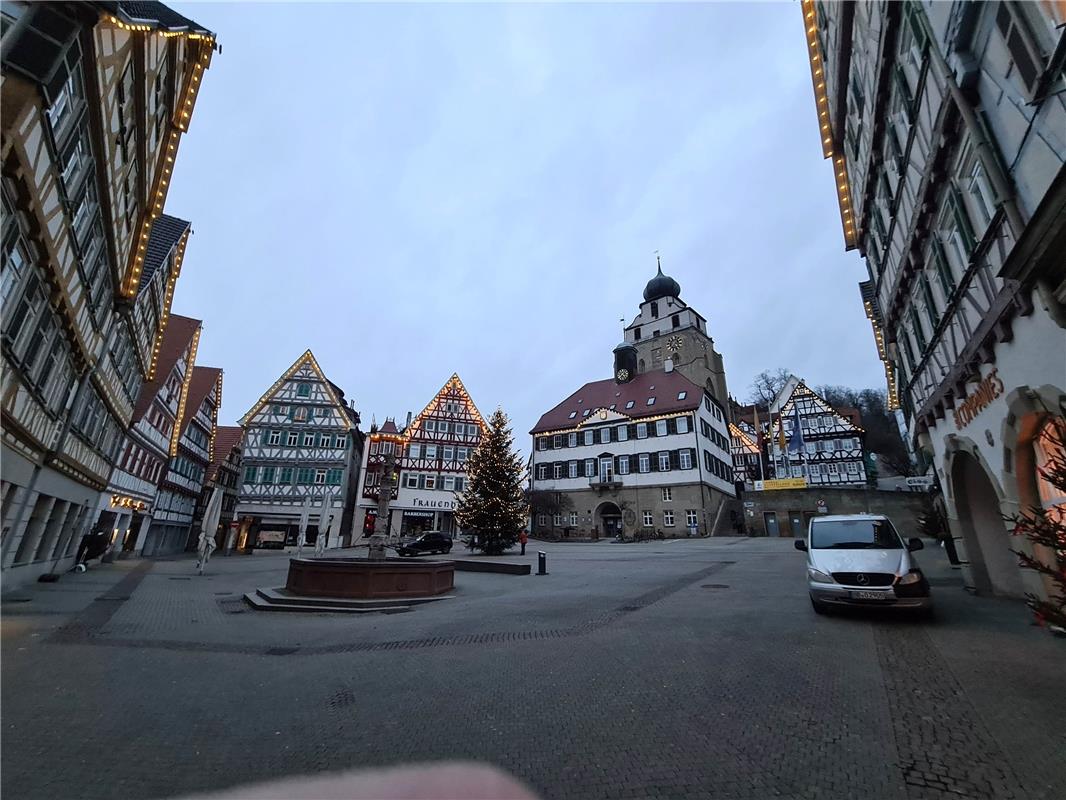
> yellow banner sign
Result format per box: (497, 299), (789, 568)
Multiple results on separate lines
(757, 478), (808, 491)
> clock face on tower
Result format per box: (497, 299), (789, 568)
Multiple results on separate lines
(667, 335), (684, 353)
(616, 368), (630, 382)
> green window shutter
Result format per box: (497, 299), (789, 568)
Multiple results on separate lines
(932, 241), (955, 297)
(951, 189), (976, 254)
(244, 465), (257, 483)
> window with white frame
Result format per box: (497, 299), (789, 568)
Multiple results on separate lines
(618, 425), (629, 441)
(409, 443), (421, 458)
(568, 432), (577, 447)
(658, 452), (670, 471)
(553, 463), (563, 479)
(791, 466), (802, 478)
(425, 445), (437, 459)
(584, 459), (595, 476)
(676, 416), (689, 434)
(637, 423), (648, 439)
(663, 510), (675, 527)
(315, 469), (326, 484)
(268, 430), (281, 445)
(553, 514), (562, 527)
(553, 434), (562, 448)
(686, 510), (698, 528)
(828, 463), (839, 474)
(568, 461), (578, 478)
(537, 465), (548, 480)
(287, 432), (298, 446)
(537, 437), (547, 451)
(642, 511), (654, 527)
(303, 433), (314, 447)
(847, 462), (860, 474)
(618, 456), (630, 474)
(425, 474), (436, 489)
(809, 464), (821, 476)
(569, 512), (578, 527)
(638, 454), (650, 473)
(443, 446), (454, 461)
(406, 473), (419, 488)
(538, 514), (547, 527)
(581, 430), (591, 446)
(600, 427), (610, 444)
(679, 449), (692, 470)
(661, 487), (672, 502)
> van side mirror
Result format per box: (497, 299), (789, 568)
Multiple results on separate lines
(907, 538), (924, 552)
(794, 540), (808, 552)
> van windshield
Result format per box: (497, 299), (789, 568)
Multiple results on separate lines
(810, 519), (902, 549)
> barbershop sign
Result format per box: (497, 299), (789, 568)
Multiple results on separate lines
(953, 368), (1003, 430)
(411, 496), (456, 510)
(110, 494), (148, 512)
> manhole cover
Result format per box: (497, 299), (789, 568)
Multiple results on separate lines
(701, 584), (730, 589)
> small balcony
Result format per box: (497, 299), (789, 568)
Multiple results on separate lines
(589, 475), (623, 492)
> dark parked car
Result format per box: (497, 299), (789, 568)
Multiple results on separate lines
(395, 531), (453, 557)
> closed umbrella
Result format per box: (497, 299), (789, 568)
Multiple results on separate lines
(196, 487), (223, 575)
(315, 489), (334, 557)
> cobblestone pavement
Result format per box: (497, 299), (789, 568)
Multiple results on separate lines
(2, 538), (1063, 800)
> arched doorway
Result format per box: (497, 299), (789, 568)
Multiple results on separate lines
(595, 502), (622, 540)
(951, 451), (1024, 597)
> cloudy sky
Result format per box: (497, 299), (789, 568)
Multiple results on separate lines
(167, 0), (879, 451)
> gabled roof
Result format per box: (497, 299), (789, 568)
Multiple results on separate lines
(409, 374), (485, 432)
(238, 350), (354, 429)
(769, 379), (865, 437)
(179, 366), (221, 439)
(208, 425), (243, 481)
(110, 1), (214, 35)
(379, 419), (399, 435)
(531, 369), (702, 434)
(729, 423), (759, 454)
(132, 314), (201, 422)
(139, 214), (189, 294)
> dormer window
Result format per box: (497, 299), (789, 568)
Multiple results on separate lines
(677, 391), (687, 400)
(625, 400), (635, 409)
(647, 397), (656, 406)
(568, 411), (577, 419)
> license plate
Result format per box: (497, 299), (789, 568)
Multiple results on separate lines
(851, 590), (890, 601)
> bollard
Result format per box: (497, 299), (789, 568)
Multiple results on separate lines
(537, 551), (547, 575)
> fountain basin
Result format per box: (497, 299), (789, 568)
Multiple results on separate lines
(285, 557), (455, 599)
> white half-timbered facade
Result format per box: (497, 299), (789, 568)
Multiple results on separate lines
(1, 3), (217, 589)
(354, 374), (486, 539)
(236, 351), (364, 549)
(729, 423), (762, 487)
(768, 379), (868, 488)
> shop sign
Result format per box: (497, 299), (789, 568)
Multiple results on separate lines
(754, 478), (808, 491)
(410, 495), (456, 510)
(953, 368), (1003, 430)
(403, 510), (435, 518)
(110, 494), (148, 512)
(906, 476), (934, 487)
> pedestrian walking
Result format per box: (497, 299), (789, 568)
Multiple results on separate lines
(519, 529), (528, 556)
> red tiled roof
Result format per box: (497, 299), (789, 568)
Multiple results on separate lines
(209, 425), (243, 481)
(531, 369), (703, 434)
(132, 314), (201, 422)
(179, 366), (221, 439)
(378, 419), (399, 435)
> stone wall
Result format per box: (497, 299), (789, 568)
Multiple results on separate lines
(739, 487), (932, 538)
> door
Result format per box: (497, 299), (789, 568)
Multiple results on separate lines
(788, 511), (803, 538)
(764, 512), (780, 537)
(599, 458), (614, 483)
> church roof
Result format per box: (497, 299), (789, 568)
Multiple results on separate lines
(531, 369), (703, 434)
(643, 263), (681, 302)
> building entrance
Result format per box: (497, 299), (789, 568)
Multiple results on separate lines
(595, 502), (622, 540)
(952, 452), (1024, 597)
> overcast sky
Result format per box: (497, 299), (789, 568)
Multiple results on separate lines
(166, 0), (880, 452)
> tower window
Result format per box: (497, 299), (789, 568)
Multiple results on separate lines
(651, 302), (659, 318)
(634, 328), (641, 340)
(672, 315), (680, 328)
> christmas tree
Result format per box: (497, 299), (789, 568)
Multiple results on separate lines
(455, 407), (527, 555)
(1009, 422), (1066, 632)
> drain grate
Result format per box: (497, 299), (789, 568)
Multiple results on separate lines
(701, 584), (730, 589)
(168, 577), (191, 581)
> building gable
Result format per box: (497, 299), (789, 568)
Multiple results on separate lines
(239, 350), (353, 430)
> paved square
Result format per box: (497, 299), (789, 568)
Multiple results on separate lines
(2, 539), (1063, 799)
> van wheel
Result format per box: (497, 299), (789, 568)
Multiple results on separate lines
(811, 597), (829, 615)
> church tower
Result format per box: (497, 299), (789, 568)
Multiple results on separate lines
(624, 260), (730, 407)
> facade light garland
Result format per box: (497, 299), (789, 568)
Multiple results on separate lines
(238, 350), (352, 430)
(147, 228), (190, 380)
(862, 299), (900, 410)
(800, 0), (857, 251)
(535, 409), (693, 440)
(169, 326), (201, 458)
(108, 10), (216, 298)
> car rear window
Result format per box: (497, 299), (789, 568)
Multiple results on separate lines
(810, 519), (902, 549)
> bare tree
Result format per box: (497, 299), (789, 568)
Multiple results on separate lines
(747, 368), (791, 406)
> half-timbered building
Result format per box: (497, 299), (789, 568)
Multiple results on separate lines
(1, 3), (217, 587)
(805, 0), (1065, 598)
(191, 425), (242, 552)
(354, 374), (486, 539)
(729, 423), (762, 487)
(767, 378), (867, 488)
(236, 351), (364, 550)
(91, 218), (190, 556)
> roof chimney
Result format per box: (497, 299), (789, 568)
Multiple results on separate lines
(406, 411), (413, 428)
